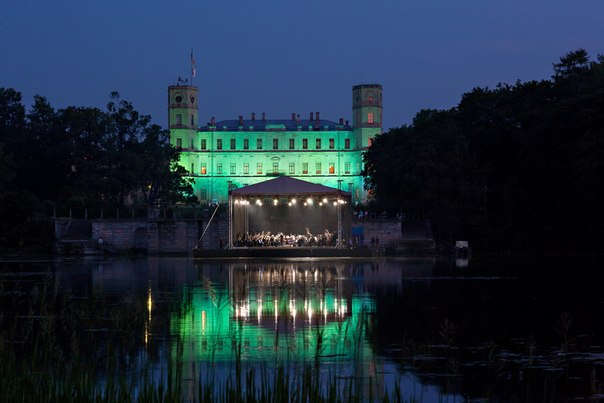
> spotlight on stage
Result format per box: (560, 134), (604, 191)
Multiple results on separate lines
(273, 199), (278, 206)
(291, 198), (297, 205)
(306, 198), (313, 205)
(322, 198), (328, 204)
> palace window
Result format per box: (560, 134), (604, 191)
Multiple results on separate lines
(257, 138), (262, 150)
(272, 162), (279, 174)
(345, 162), (351, 174)
(176, 114), (182, 125)
(216, 163), (223, 175)
(243, 163), (249, 175)
(201, 139), (207, 150)
(289, 162), (295, 174)
(176, 138), (182, 148)
(217, 139), (222, 150)
(230, 163), (236, 174)
(191, 115), (195, 126)
(302, 138), (308, 150)
(367, 113), (374, 124)
(329, 162), (335, 174)
(230, 138), (236, 150)
(243, 139), (249, 150)
(200, 189), (207, 201)
(191, 163), (195, 174)
(316, 162), (321, 174)
(190, 139), (195, 149)
(344, 138), (350, 149)
(289, 138), (295, 149)
(273, 138), (279, 150)
(201, 163), (207, 175)
(316, 138), (321, 149)
(329, 138), (334, 149)
(302, 162), (308, 174)
(257, 163), (263, 174)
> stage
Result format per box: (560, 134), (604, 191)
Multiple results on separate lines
(193, 246), (373, 259)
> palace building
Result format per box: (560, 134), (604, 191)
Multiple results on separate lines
(168, 83), (382, 204)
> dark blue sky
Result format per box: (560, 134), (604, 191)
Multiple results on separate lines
(2, 0), (603, 130)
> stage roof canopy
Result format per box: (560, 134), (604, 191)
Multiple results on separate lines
(230, 176), (351, 197)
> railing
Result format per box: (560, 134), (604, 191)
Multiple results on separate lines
(50, 206), (209, 220)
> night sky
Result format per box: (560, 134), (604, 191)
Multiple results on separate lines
(2, 0), (603, 130)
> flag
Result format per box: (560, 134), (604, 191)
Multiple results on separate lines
(191, 49), (197, 78)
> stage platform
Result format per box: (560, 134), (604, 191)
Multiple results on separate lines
(193, 246), (373, 259)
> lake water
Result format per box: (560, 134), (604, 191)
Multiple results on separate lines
(2, 256), (604, 401)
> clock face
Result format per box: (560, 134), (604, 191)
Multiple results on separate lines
(190, 95), (195, 103)
(175, 95), (183, 103)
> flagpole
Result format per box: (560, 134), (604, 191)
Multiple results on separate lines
(190, 48), (196, 86)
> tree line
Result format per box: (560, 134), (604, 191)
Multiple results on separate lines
(363, 50), (604, 254)
(0, 91), (195, 249)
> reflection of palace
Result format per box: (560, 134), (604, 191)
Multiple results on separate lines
(168, 83), (382, 204)
(173, 262), (384, 401)
(173, 263), (373, 363)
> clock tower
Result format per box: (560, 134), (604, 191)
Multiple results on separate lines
(168, 85), (199, 149)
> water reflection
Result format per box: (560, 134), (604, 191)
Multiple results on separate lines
(6, 256), (604, 400)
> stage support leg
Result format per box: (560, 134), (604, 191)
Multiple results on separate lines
(228, 196), (233, 249)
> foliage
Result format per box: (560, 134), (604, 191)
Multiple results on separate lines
(0, 90), (195, 249)
(363, 49), (604, 253)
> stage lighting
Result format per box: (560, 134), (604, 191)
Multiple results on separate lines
(234, 200), (239, 205)
(273, 199), (278, 205)
(288, 202), (292, 206)
(333, 201), (337, 206)
(306, 198), (313, 205)
(319, 202), (323, 206)
(322, 198), (328, 203)
(291, 198), (297, 205)
(303, 202), (307, 206)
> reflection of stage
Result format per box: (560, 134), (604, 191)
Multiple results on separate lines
(193, 246), (373, 258)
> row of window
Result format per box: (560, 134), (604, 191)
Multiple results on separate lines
(176, 137), (352, 151)
(190, 161), (353, 175)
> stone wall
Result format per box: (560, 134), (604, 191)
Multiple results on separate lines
(92, 221), (148, 251)
(148, 220), (202, 254)
(355, 220), (402, 246)
(84, 219), (202, 254)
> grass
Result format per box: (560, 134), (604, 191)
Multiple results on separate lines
(0, 270), (413, 403)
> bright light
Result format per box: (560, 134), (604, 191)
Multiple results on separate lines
(288, 202), (292, 206)
(273, 199), (278, 205)
(333, 201), (337, 206)
(322, 198), (328, 203)
(306, 198), (313, 205)
(291, 198), (297, 205)
(319, 202), (323, 206)
(234, 199), (239, 205)
(303, 202), (307, 206)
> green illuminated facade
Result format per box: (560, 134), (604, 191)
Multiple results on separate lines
(168, 84), (382, 204)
